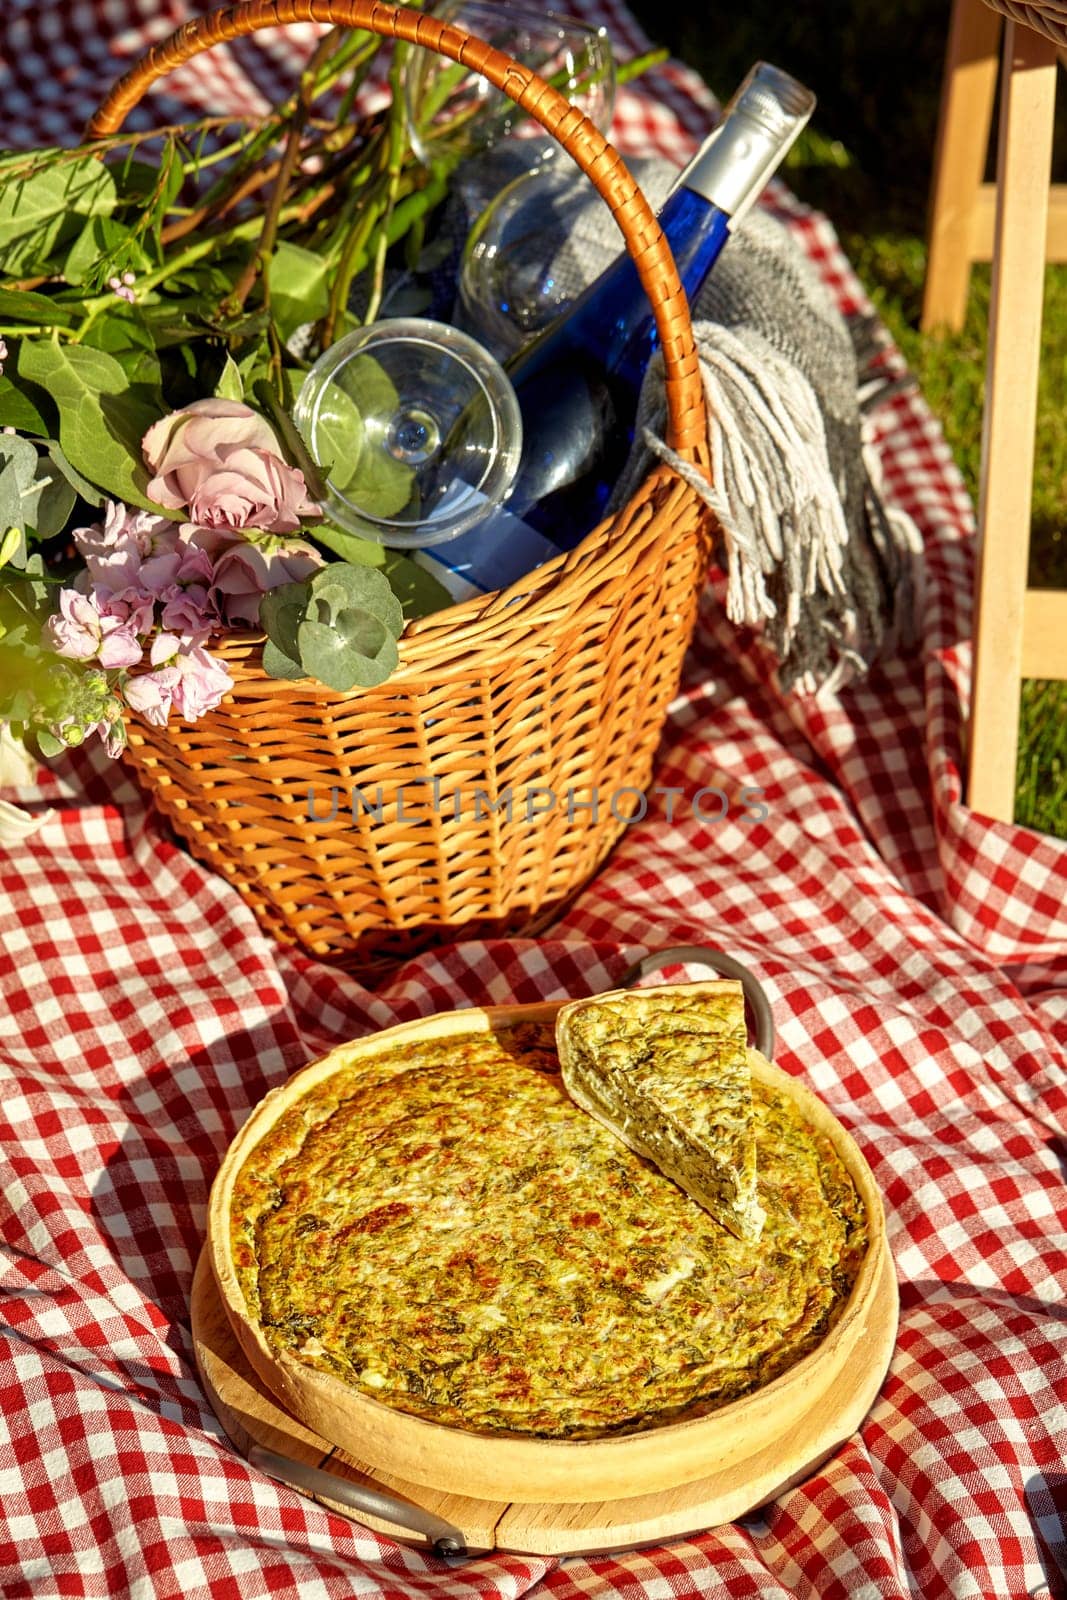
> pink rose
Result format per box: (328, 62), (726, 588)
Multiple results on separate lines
(142, 399), (320, 535)
(211, 537), (324, 627)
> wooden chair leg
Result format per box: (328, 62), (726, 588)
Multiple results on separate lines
(968, 21), (1058, 822)
(922, 0), (1002, 333)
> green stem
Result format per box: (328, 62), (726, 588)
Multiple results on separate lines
(615, 47), (670, 86)
(222, 29), (344, 316)
(363, 46), (411, 326)
(0, 324), (74, 340)
(319, 119), (394, 345)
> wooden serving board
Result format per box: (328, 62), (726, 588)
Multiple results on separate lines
(191, 1246), (899, 1558)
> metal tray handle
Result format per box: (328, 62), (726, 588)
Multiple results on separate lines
(247, 1444), (476, 1558)
(619, 944), (776, 1058)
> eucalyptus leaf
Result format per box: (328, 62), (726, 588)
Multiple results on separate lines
(379, 551), (453, 619)
(308, 560), (405, 639)
(0, 156), (117, 275)
(296, 615), (399, 691)
(335, 606), (388, 657)
(0, 437), (40, 537)
(260, 580), (310, 664)
(17, 341), (162, 511)
(261, 638), (307, 680)
(25, 457), (76, 542)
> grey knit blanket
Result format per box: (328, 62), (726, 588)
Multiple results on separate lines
(512, 155), (923, 693)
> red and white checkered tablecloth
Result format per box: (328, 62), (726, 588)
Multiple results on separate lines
(2, 4), (1066, 1598)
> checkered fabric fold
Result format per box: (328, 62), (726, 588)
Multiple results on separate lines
(1, 4), (1066, 1598)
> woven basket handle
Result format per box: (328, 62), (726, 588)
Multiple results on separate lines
(85, 0), (707, 461)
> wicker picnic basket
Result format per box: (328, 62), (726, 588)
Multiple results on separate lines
(978, 0), (1067, 44)
(88, 0), (713, 969)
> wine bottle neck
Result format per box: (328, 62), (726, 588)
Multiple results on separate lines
(677, 63), (815, 230)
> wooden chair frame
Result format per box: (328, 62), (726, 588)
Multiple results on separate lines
(924, 0), (1067, 822)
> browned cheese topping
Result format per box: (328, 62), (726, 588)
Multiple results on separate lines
(229, 1021), (867, 1439)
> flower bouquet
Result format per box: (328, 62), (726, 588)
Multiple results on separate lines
(0, 22), (472, 776)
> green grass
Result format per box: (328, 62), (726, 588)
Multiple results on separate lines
(628, 0), (1067, 838)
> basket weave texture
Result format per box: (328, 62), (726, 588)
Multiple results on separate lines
(979, 0), (1067, 44)
(89, 0), (714, 968)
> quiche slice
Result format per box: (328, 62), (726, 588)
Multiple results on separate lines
(556, 982), (766, 1243)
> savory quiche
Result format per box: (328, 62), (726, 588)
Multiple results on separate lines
(227, 1014), (868, 1442)
(556, 982), (766, 1243)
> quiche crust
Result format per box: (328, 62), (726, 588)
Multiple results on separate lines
(228, 1016), (868, 1442)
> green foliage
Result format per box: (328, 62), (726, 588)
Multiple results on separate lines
(0, 28), (670, 712)
(0, 560), (124, 755)
(310, 522), (453, 618)
(260, 562), (405, 691)
(0, 155), (117, 275)
(267, 241), (331, 340)
(17, 341), (162, 511)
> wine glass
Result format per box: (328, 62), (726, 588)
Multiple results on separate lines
(292, 319), (522, 549)
(402, 0), (616, 214)
(456, 159), (595, 358)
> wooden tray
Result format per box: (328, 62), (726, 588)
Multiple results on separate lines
(206, 997), (895, 1509)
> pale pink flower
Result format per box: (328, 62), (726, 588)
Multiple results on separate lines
(157, 543), (219, 641)
(46, 590), (102, 661)
(122, 669), (176, 726)
(211, 536), (324, 627)
(142, 399), (320, 534)
(97, 584), (156, 639)
(46, 588), (144, 668)
(123, 640), (232, 726)
(170, 643), (233, 721)
(179, 523), (244, 561)
(98, 630), (144, 670)
(74, 501), (180, 592)
(96, 718), (127, 759)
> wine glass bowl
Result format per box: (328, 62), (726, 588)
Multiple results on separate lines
(457, 160), (597, 358)
(292, 319), (523, 549)
(402, 0), (616, 172)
